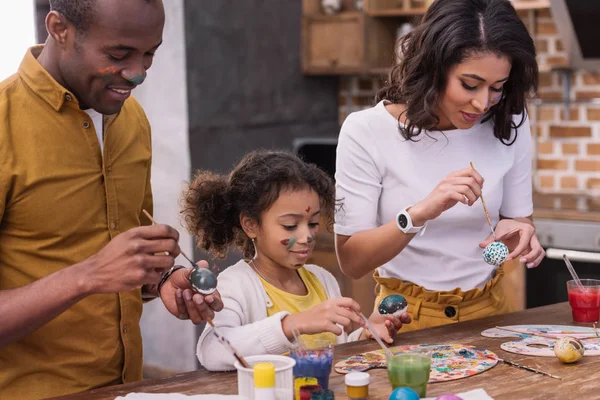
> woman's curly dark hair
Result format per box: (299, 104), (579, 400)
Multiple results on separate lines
(376, 0), (538, 145)
(181, 149), (338, 259)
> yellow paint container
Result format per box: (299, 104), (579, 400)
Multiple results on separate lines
(345, 372), (370, 399)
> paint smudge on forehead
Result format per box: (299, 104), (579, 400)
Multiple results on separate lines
(305, 206), (311, 214)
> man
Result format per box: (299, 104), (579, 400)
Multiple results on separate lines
(0, 0), (222, 398)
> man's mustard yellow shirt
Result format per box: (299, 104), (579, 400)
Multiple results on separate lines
(0, 46), (153, 399)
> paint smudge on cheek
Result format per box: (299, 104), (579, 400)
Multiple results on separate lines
(98, 66), (119, 82)
(281, 236), (296, 249)
(306, 231), (318, 244)
(489, 94), (502, 107)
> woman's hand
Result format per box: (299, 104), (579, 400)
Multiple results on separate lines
(281, 298), (364, 339)
(409, 168), (484, 226)
(360, 311), (411, 343)
(479, 219), (545, 268)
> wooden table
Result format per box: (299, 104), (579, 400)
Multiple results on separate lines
(52, 303), (600, 399)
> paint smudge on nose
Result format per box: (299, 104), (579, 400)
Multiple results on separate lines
(281, 236), (296, 249)
(123, 71), (145, 85)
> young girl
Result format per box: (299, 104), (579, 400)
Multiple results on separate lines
(335, 0), (543, 332)
(182, 150), (410, 371)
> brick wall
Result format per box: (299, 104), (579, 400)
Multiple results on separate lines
(338, 8), (600, 213)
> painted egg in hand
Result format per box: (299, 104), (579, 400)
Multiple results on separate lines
(389, 387), (420, 400)
(189, 267), (217, 295)
(378, 294), (408, 317)
(483, 241), (509, 266)
(554, 336), (584, 363)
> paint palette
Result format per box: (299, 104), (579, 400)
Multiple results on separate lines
(481, 325), (600, 357)
(334, 344), (498, 382)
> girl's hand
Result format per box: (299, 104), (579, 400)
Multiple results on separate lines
(282, 298), (363, 339)
(409, 168), (484, 226)
(479, 219), (545, 268)
(360, 311), (412, 343)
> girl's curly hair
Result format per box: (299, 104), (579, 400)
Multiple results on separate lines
(181, 149), (338, 259)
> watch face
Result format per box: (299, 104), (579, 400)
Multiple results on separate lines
(398, 213), (408, 229)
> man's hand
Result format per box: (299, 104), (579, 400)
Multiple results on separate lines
(159, 261), (224, 324)
(80, 224), (180, 295)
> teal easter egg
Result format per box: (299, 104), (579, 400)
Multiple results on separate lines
(378, 295), (408, 316)
(389, 387), (420, 400)
(189, 267), (217, 295)
(483, 241), (508, 266)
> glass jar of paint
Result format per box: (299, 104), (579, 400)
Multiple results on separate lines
(310, 389), (335, 399)
(345, 371), (370, 399)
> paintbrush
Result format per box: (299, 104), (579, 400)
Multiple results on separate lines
(142, 209), (198, 269)
(207, 319), (251, 368)
(469, 162), (496, 241)
(495, 326), (599, 340)
(358, 312), (394, 358)
(486, 354), (562, 380)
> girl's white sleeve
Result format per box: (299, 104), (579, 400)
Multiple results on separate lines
(196, 273), (293, 371)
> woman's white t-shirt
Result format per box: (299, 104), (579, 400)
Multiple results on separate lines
(334, 100), (533, 291)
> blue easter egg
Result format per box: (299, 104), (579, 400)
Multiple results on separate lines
(389, 387), (420, 400)
(482, 241), (508, 266)
(189, 267), (217, 295)
(379, 295), (408, 316)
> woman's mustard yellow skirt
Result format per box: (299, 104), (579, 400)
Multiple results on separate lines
(374, 266), (515, 333)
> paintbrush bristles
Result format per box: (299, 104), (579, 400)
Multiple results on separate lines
(469, 162), (496, 241)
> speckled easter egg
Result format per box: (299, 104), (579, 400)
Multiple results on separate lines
(553, 336), (584, 363)
(389, 387), (420, 400)
(483, 241), (509, 266)
(189, 267), (217, 295)
(436, 395), (463, 400)
(378, 295), (408, 317)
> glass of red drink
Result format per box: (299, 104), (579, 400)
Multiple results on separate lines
(567, 279), (600, 323)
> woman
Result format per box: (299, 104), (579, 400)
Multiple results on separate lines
(334, 0), (544, 332)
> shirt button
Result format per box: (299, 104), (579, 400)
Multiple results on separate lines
(82, 121), (90, 129)
(112, 222), (118, 229)
(65, 93), (72, 101)
(444, 306), (457, 318)
(122, 325), (127, 333)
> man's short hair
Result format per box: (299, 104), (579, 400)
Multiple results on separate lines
(49, 0), (95, 35)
